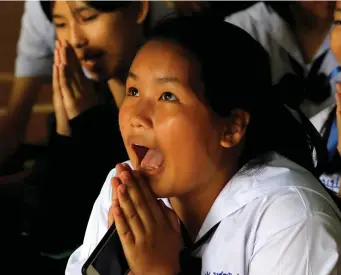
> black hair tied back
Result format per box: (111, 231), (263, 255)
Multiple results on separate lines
(147, 15), (320, 175)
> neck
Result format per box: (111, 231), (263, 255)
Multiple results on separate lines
(107, 78), (126, 109)
(169, 162), (238, 242)
(290, 7), (331, 63)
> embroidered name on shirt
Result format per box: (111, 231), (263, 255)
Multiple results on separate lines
(205, 272), (239, 275)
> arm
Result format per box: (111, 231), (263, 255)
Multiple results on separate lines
(0, 1), (54, 165)
(30, 104), (127, 254)
(0, 77), (51, 164)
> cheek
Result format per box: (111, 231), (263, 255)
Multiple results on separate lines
(155, 111), (218, 165)
(118, 106), (129, 137)
(55, 29), (67, 41)
(87, 30), (110, 49)
(91, 19), (126, 52)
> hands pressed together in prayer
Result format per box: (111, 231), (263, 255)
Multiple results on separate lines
(53, 40), (99, 136)
(108, 163), (182, 275)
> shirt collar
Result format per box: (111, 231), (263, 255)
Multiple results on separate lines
(193, 154), (326, 242)
(127, 156), (326, 243)
(250, 2), (331, 66)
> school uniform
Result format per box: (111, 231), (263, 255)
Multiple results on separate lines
(225, 2), (341, 120)
(309, 105), (341, 194)
(65, 153), (341, 275)
(15, 1), (55, 77)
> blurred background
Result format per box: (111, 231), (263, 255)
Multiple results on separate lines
(0, 1), (52, 145)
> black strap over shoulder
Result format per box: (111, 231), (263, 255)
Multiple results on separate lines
(178, 221), (221, 275)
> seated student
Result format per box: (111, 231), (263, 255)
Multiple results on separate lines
(0, 1), (178, 170)
(225, 1), (338, 120)
(24, 1), (165, 258)
(0, 1), (55, 169)
(66, 16), (341, 275)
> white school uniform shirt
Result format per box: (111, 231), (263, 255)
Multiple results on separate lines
(14, 1), (175, 78)
(66, 154), (341, 275)
(225, 2), (341, 120)
(15, 0), (55, 77)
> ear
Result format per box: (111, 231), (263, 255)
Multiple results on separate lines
(220, 109), (250, 148)
(136, 0), (150, 25)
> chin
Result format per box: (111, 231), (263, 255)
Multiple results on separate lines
(147, 177), (177, 199)
(84, 68), (109, 82)
(89, 72), (109, 82)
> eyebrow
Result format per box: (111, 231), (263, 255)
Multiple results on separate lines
(336, 8), (341, 12)
(52, 14), (64, 19)
(71, 6), (93, 14)
(128, 72), (181, 84)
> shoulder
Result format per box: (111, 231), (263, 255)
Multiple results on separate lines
(248, 181), (341, 273)
(250, 162), (341, 249)
(230, 155), (341, 242)
(22, 1), (53, 30)
(224, 2), (268, 33)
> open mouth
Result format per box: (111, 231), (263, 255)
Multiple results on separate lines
(80, 52), (103, 68)
(132, 144), (165, 172)
(83, 51), (103, 61)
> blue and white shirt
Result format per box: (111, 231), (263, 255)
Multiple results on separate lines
(225, 2), (341, 119)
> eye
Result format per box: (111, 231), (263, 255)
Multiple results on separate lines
(333, 20), (341, 25)
(160, 92), (178, 101)
(127, 87), (139, 97)
(82, 14), (98, 22)
(54, 22), (66, 28)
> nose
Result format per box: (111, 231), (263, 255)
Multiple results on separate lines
(69, 23), (87, 49)
(129, 101), (153, 130)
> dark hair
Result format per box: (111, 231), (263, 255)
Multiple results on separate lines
(41, 1), (134, 22)
(146, 15), (316, 174)
(41, 1), (151, 38)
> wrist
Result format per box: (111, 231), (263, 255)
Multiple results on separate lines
(56, 125), (72, 137)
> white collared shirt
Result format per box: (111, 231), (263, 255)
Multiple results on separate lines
(225, 2), (341, 119)
(15, 1), (55, 77)
(65, 154), (341, 275)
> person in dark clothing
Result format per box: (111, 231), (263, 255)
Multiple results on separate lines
(23, 1), (151, 264)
